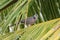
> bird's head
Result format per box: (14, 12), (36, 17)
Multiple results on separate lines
(33, 14), (38, 20)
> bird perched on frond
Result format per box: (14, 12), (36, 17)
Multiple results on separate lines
(20, 14), (38, 28)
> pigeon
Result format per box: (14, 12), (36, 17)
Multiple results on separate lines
(20, 14), (38, 25)
(20, 14), (38, 28)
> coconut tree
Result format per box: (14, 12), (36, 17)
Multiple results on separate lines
(0, 0), (60, 40)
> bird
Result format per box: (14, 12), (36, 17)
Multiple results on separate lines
(19, 14), (38, 28)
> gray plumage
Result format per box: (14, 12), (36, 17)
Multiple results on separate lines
(21, 14), (38, 25)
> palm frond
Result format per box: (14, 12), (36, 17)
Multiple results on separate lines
(0, 0), (60, 40)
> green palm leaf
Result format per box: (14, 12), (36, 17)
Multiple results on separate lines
(0, 0), (60, 40)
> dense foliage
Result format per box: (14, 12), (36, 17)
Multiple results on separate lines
(0, 0), (60, 40)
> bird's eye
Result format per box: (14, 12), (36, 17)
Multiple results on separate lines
(33, 17), (36, 19)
